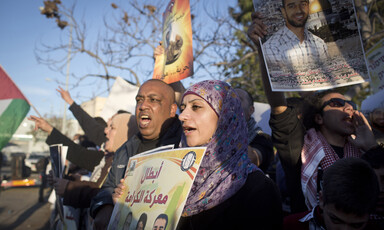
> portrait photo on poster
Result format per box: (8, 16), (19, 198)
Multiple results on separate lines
(253, 0), (370, 91)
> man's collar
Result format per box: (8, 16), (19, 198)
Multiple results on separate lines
(283, 25), (310, 42)
(299, 206), (326, 229)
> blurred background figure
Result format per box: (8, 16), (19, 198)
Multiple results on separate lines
(369, 107), (384, 144)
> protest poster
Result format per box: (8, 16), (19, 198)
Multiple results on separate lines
(366, 38), (384, 93)
(49, 144), (67, 178)
(49, 144), (70, 228)
(108, 147), (206, 230)
(253, 0), (369, 91)
(152, 0), (194, 84)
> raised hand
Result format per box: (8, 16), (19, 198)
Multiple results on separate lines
(247, 12), (268, 47)
(348, 111), (378, 151)
(154, 41), (165, 58)
(28, 115), (53, 134)
(56, 86), (74, 105)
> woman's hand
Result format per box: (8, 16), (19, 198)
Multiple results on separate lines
(112, 179), (126, 204)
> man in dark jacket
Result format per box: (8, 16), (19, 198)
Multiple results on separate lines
(90, 79), (182, 229)
(57, 86), (107, 147)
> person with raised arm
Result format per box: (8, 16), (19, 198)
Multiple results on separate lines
(90, 79), (182, 230)
(248, 11), (381, 213)
(114, 80), (283, 229)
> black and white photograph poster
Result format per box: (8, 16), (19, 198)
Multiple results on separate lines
(253, 0), (370, 91)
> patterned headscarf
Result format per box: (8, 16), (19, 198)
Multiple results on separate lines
(181, 80), (258, 216)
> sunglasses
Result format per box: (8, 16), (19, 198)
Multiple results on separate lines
(321, 98), (357, 111)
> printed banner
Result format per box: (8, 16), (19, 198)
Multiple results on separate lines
(108, 147), (206, 230)
(152, 0), (194, 84)
(253, 0), (369, 91)
(366, 38), (384, 93)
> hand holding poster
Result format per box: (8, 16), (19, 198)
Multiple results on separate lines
(49, 144), (68, 178)
(50, 144), (75, 229)
(108, 147), (206, 230)
(152, 0), (193, 84)
(252, 0), (369, 91)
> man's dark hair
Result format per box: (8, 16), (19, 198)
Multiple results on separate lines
(235, 88), (254, 107)
(117, 110), (130, 114)
(322, 157), (379, 216)
(281, 0), (309, 8)
(243, 89), (254, 107)
(361, 149), (384, 169)
(302, 90), (339, 130)
(154, 213), (168, 229)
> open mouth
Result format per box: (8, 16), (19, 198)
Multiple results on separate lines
(139, 114), (151, 128)
(183, 126), (196, 135)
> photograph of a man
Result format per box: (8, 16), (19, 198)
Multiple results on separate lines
(252, 0), (369, 91)
(263, 0), (329, 68)
(152, 213), (168, 230)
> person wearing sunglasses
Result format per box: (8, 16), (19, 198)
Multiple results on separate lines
(248, 12), (382, 217)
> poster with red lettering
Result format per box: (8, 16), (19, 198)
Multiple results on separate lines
(108, 147), (206, 230)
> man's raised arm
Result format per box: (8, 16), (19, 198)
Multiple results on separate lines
(247, 12), (287, 115)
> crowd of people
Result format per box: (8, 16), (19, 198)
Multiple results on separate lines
(25, 2), (384, 230)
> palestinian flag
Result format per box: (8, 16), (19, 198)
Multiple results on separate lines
(0, 65), (30, 151)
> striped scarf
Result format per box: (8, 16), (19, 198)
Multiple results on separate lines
(301, 128), (361, 209)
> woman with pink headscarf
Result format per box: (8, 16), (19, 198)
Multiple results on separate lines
(176, 80), (282, 229)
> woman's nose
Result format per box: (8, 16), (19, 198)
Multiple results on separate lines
(179, 110), (189, 121)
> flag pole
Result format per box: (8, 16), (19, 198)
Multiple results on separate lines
(31, 104), (43, 118)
